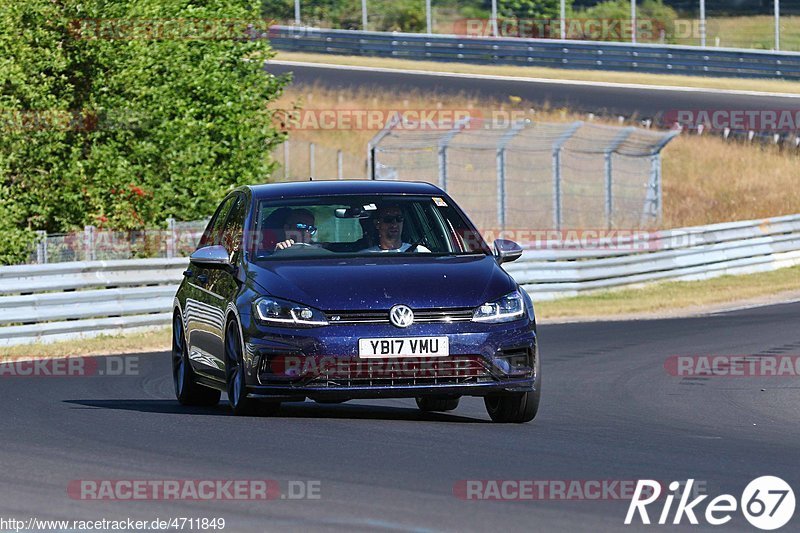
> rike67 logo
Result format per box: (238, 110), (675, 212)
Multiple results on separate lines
(625, 477), (795, 530)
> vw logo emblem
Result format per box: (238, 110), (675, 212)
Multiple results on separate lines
(389, 305), (414, 328)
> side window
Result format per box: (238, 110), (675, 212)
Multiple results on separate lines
(221, 194), (246, 258)
(197, 196), (236, 250)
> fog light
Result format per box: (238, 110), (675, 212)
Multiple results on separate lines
(493, 348), (534, 375)
(492, 357), (512, 374)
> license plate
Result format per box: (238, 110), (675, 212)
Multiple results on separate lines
(358, 337), (449, 358)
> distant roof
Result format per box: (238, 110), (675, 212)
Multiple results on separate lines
(248, 180), (443, 199)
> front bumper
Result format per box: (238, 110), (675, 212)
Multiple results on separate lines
(239, 313), (538, 400)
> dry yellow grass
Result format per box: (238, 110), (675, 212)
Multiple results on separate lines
(273, 51), (800, 95)
(273, 85), (800, 228)
(662, 136), (800, 227)
(536, 265), (800, 320)
(0, 327), (170, 359)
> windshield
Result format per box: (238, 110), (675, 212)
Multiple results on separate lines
(248, 194), (492, 260)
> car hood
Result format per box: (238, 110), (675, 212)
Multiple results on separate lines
(246, 255), (516, 311)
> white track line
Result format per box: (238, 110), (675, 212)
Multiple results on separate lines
(268, 59), (800, 99)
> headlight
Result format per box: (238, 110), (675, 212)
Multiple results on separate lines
(472, 291), (525, 323)
(253, 297), (328, 327)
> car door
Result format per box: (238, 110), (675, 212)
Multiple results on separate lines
(185, 195), (237, 380)
(200, 192), (248, 376)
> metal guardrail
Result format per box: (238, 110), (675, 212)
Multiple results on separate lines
(268, 26), (800, 80)
(0, 258), (186, 346)
(1, 214), (799, 346)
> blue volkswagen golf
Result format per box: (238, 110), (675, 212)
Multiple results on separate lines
(172, 180), (540, 423)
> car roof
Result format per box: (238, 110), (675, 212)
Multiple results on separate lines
(247, 180), (444, 199)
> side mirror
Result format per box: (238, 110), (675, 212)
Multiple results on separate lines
(493, 239), (523, 264)
(189, 245), (232, 268)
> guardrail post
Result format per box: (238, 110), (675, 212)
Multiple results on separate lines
(367, 114), (401, 180)
(361, 0), (368, 31)
(166, 218), (176, 259)
(438, 146), (447, 190)
(604, 127), (635, 230)
(309, 142), (315, 179)
(551, 121), (583, 231)
(641, 129), (679, 226)
(84, 225), (96, 261)
(283, 141), (290, 180)
(36, 230), (48, 264)
(496, 120), (529, 232)
(496, 149), (506, 231)
(437, 117), (471, 192)
(644, 154), (662, 225)
(700, 0), (706, 47)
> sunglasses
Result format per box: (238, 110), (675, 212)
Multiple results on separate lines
(379, 215), (404, 224)
(290, 223), (317, 235)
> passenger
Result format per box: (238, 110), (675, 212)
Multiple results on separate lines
(362, 205), (430, 253)
(275, 209), (317, 250)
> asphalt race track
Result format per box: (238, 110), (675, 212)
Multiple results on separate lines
(1, 301), (799, 531)
(265, 61), (800, 118)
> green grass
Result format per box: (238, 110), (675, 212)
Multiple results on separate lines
(698, 16), (800, 51)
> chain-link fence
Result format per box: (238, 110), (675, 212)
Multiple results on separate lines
(26, 219), (209, 264)
(271, 139), (367, 181)
(278, 0), (800, 51)
(369, 119), (678, 231)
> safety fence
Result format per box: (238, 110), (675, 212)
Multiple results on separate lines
(369, 118), (678, 230)
(271, 139), (368, 181)
(268, 26), (800, 79)
(25, 219), (208, 265)
(2, 213), (798, 346)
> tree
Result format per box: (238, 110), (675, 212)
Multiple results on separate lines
(0, 0), (288, 263)
(499, 0), (573, 20)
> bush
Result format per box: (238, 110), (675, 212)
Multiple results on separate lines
(499, 0), (572, 20)
(577, 0), (679, 43)
(0, 0), (288, 264)
(263, 0), (426, 32)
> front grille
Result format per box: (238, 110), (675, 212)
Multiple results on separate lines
(300, 356), (495, 388)
(326, 307), (474, 325)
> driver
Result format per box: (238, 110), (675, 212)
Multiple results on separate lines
(362, 204), (430, 253)
(275, 209), (317, 250)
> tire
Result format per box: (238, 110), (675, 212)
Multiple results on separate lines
(225, 319), (280, 416)
(172, 312), (220, 407)
(484, 390), (539, 423)
(485, 347), (541, 423)
(415, 396), (460, 412)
